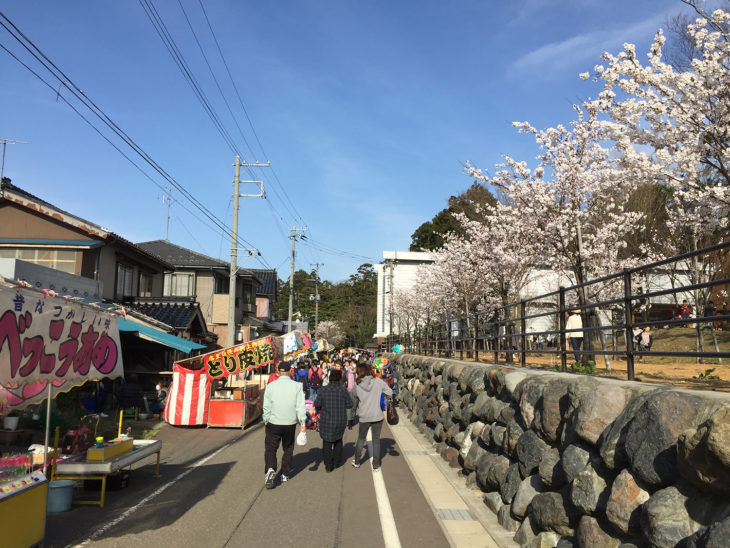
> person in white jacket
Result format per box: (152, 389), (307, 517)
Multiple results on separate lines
(565, 309), (584, 363)
(350, 364), (392, 472)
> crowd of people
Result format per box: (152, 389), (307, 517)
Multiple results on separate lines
(262, 350), (398, 489)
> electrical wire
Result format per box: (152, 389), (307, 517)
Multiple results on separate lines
(0, 11), (273, 271)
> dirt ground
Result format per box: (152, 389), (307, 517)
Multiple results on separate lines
(431, 327), (730, 392)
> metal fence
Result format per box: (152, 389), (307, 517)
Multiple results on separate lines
(384, 240), (730, 380)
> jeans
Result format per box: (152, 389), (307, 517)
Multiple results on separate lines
(322, 438), (343, 470)
(354, 419), (384, 468)
(309, 388), (319, 402)
(264, 423), (296, 476)
(569, 337), (583, 363)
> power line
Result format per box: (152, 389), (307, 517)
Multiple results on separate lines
(0, 11), (272, 271)
(196, 0), (307, 228)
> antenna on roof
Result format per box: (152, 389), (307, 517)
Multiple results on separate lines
(160, 186), (177, 241)
(0, 138), (28, 182)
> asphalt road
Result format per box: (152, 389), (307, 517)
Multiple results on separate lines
(45, 420), (450, 548)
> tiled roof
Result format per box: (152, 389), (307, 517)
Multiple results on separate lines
(249, 269), (278, 296)
(137, 240), (261, 282)
(131, 297), (204, 330)
(136, 240), (228, 269)
(1, 181), (173, 270)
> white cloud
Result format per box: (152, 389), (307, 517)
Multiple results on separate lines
(511, 12), (671, 77)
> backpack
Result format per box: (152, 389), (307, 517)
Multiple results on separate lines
(308, 367), (322, 389)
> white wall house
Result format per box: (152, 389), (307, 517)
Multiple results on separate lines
(373, 251), (434, 338)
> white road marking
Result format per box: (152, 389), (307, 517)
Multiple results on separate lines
(74, 441), (234, 547)
(366, 428), (402, 548)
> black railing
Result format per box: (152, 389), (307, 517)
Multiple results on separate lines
(385, 240), (730, 381)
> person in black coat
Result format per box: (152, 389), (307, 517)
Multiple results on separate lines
(314, 369), (352, 472)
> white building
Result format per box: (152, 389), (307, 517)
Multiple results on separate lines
(373, 251), (434, 339)
(374, 249), (697, 341)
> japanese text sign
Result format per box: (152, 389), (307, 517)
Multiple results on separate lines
(0, 281), (123, 389)
(204, 336), (276, 380)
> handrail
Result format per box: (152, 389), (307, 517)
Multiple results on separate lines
(386, 240), (730, 381)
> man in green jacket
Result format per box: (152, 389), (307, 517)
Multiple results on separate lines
(263, 360), (307, 489)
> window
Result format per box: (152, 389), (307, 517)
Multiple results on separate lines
(214, 275), (229, 294)
(0, 248), (78, 274)
(116, 263), (134, 299)
(241, 284), (254, 305)
(139, 272), (153, 297)
(164, 273), (194, 297)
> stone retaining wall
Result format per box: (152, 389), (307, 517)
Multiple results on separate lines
(390, 354), (730, 548)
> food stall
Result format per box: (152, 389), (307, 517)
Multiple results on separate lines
(0, 278), (125, 544)
(166, 335), (281, 429)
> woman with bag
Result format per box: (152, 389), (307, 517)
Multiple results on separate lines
(350, 364), (393, 472)
(314, 369), (352, 472)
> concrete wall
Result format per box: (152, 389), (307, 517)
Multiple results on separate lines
(391, 354), (730, 547)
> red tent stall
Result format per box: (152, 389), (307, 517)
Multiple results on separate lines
(166, 335), (281, 429)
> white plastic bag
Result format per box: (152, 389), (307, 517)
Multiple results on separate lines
(296, 430), (307, 446)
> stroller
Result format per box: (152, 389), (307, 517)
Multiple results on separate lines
(304, 400), (319, 431)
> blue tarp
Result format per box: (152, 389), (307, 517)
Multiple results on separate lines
(117, 318), (205, 354)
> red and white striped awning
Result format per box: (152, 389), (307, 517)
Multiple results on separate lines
(164, 363), (210, 426)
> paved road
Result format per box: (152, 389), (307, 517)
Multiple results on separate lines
(46, 420), (450, 548)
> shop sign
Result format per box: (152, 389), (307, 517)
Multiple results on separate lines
(0, 284), (122, 388)
(204, 336), (276, 380)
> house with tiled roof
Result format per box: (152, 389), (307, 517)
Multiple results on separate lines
(0, 178), (172, 302)
(0, 178), (208, 376)
(136, 240), (263, 345)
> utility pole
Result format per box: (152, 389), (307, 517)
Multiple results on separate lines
(0, 139), (27, 182)
(228, 156), (269, 348)
(287, 226), (308, 333)
(310, 262), (323, 335)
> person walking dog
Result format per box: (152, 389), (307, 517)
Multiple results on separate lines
(314, 369), (352, 472)
(262, 360), (307, 489)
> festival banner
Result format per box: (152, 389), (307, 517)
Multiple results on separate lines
(0, 281), (123, 396)
(203, 336), (278, 380)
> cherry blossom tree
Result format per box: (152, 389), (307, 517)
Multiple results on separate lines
(314, 320), (344, 346)
(584, 7), (730, 357)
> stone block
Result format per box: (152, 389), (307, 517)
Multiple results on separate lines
(484, 491), (504, 514)
(500, 463), (522, 504)
(491, 424), (507, 448)
(570, 464), (607, 515)
(464, 439), (488, 472)
(605, 469), (650, 536)
(572, 382), (634, 447)
(534, 379), (572, 444)
(561, 444), (591, 483)
(531, 492), (574, 537)
(528, 531), (562, 548)
(514, 512), (540, 547)
(539, 448), (566, 489)
(517, 376), (547, 429)
(476, 452), (511, 492)
(575, 516), (620, 548)
(516, 430), (550, 477)
(640, 485), (709, 548)
(498, 504), (521, 532)
(512, 474), (546, 518)
(677, 403), (730, 497)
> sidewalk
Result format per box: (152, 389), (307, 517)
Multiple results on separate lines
(388, 416), (517, 548)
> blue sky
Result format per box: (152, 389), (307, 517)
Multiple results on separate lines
(1, 1), (685, 283)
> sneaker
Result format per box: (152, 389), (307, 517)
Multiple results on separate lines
(265, 468), (276, 489)
(100, 413), (109, 418)
(373, 466), (381, 473)
(351, 459), (360, 468)
(280, 474), (290, 483)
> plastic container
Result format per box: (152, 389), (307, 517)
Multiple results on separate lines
(47, 480), (74, 513)
(3, 416), (19, 431)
